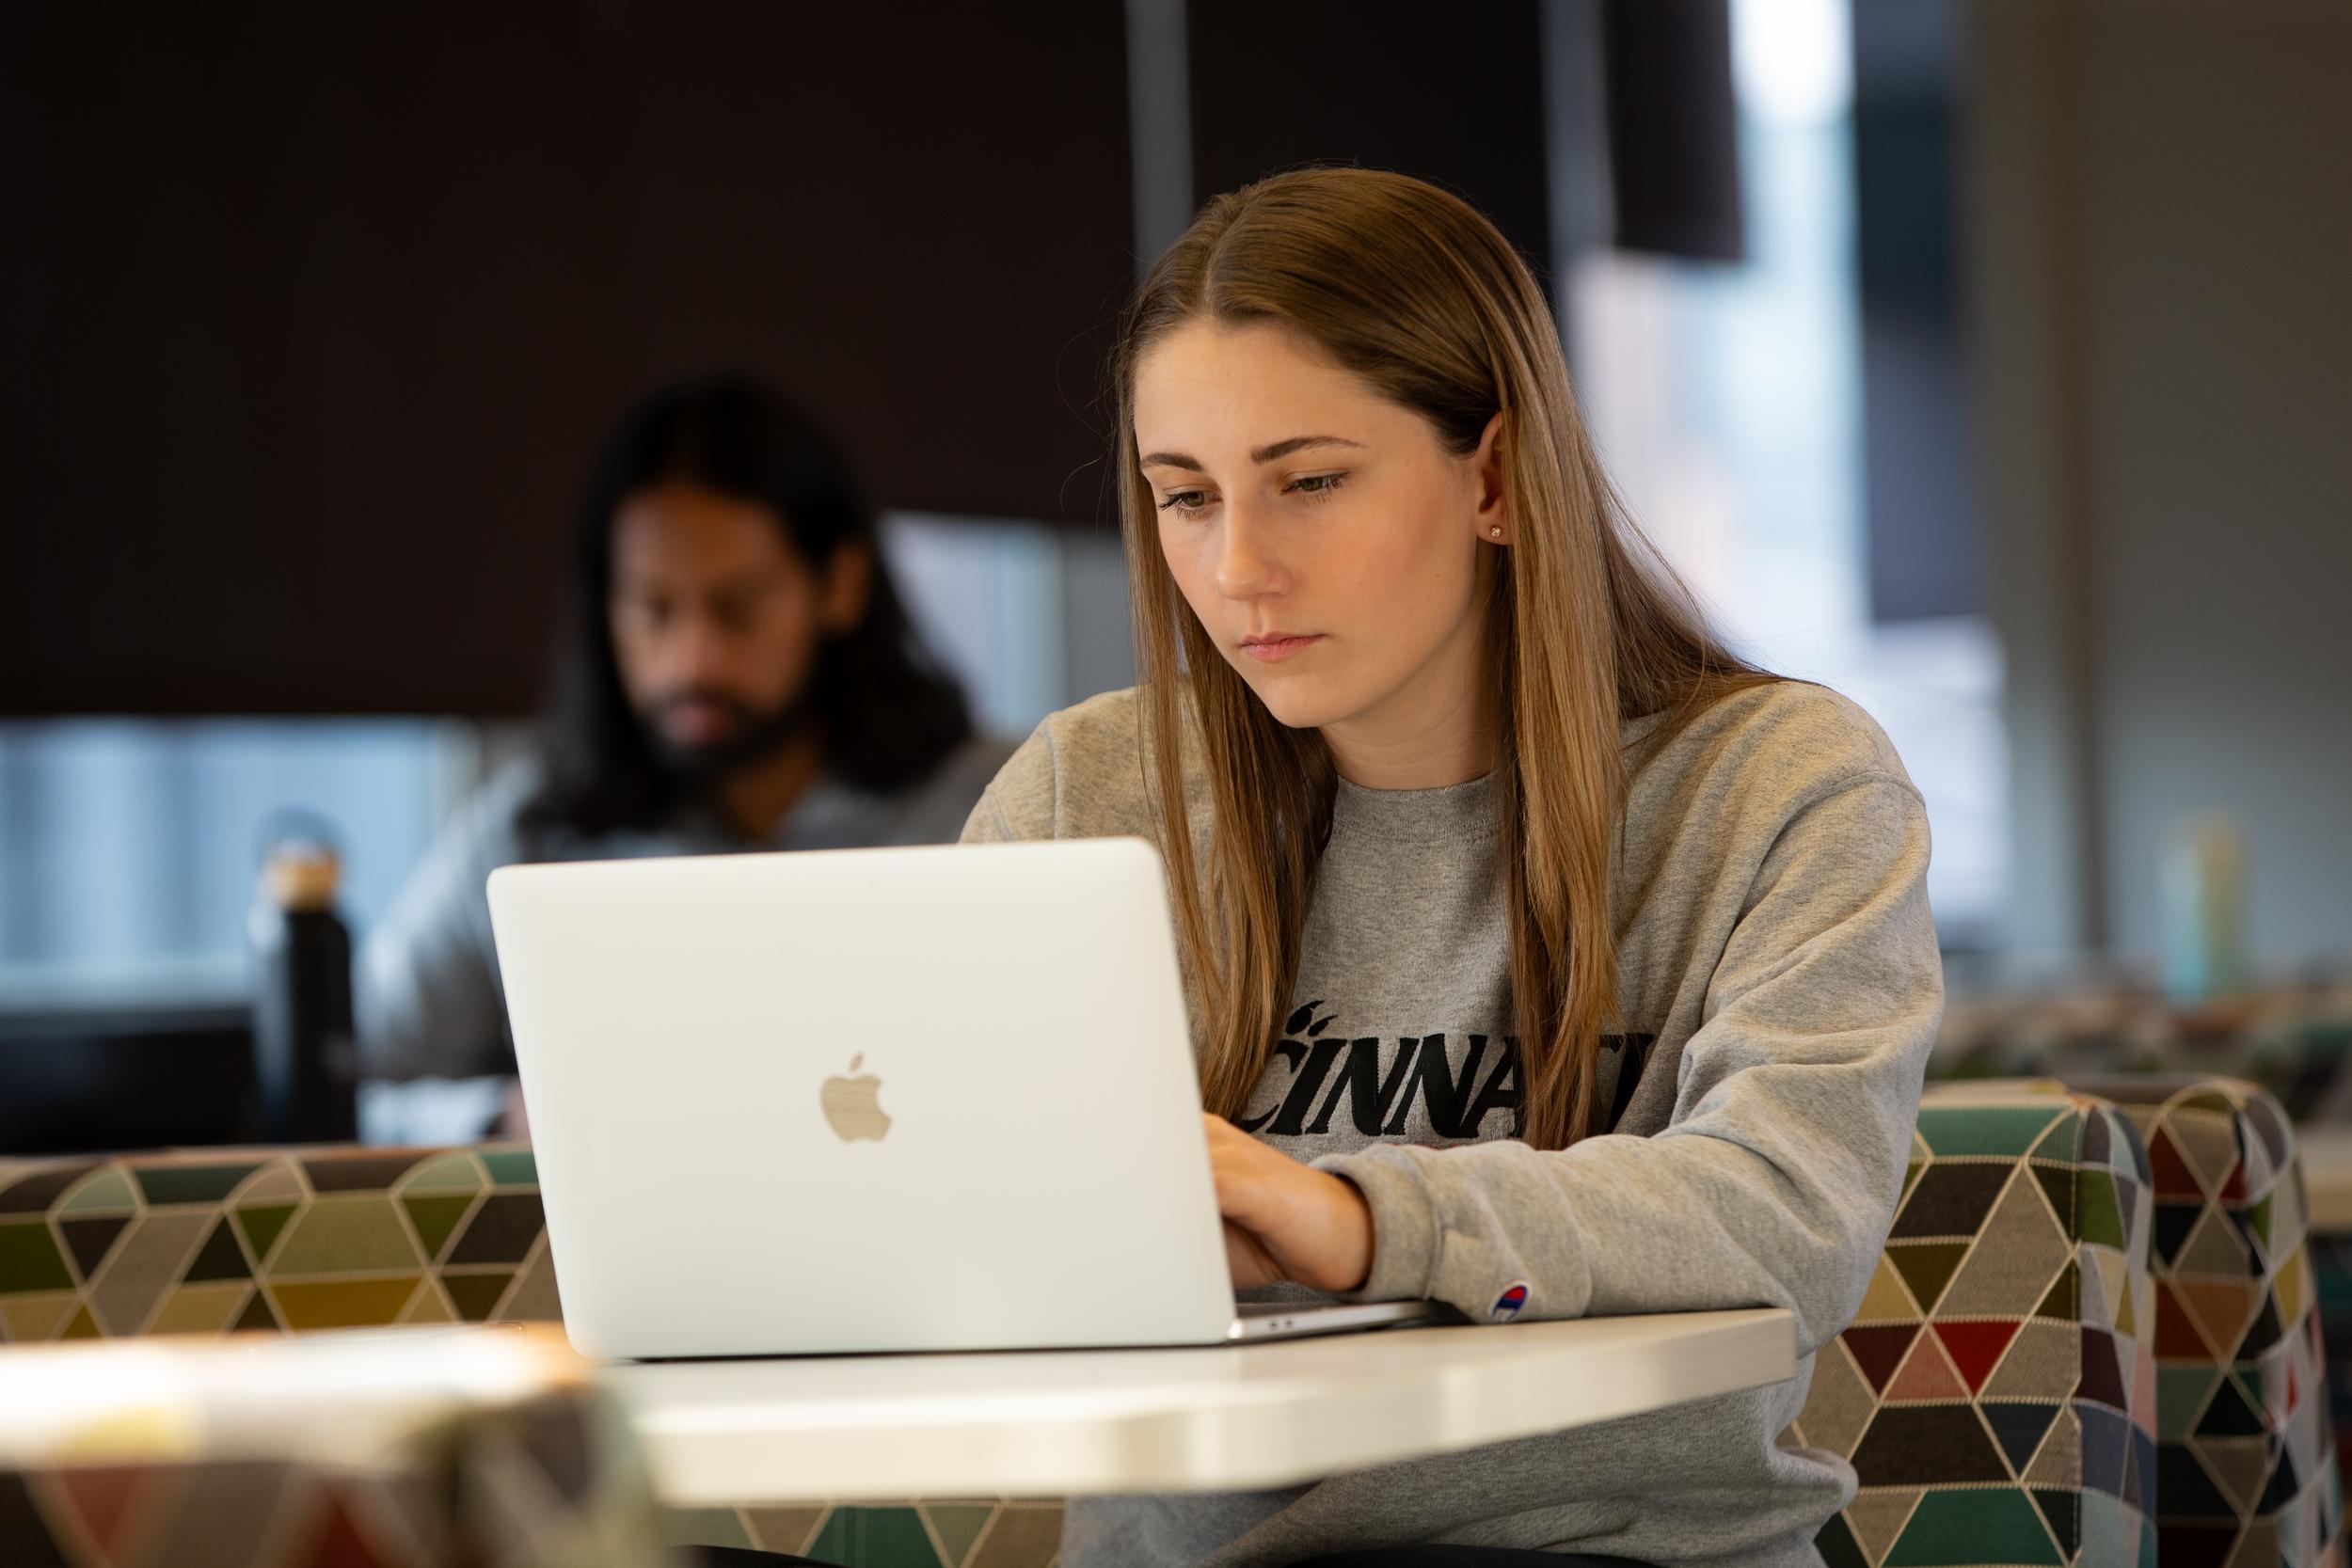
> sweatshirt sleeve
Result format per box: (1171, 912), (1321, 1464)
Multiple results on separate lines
(1314, 769), (1943, 1354)
(959, 720), (1057, 845)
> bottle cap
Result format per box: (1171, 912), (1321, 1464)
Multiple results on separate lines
(262, 845), (341, 912)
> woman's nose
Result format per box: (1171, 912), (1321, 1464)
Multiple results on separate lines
(1213, 505), (1288, 600)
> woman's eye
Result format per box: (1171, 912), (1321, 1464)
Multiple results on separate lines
(1157, 490), (1211, 515)
(1288, 473), (1347, 499)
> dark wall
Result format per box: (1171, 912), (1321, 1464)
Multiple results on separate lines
(1599, 0), (1743, 262)
(0, 3), (1134, 718)
(1854, 0), (1980, 621)
(1184, 0), (1556, 292)
(0, 1005), (257, 1154)
(2, 0), (1753, 721)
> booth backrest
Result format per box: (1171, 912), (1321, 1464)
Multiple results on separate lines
(0, 1144), (1056, 1567)
(5, 1075), (2341, 1568)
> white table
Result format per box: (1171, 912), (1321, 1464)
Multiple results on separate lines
(2297, 1126), (2352, 1231)
(603, 1307), (1797, 1504)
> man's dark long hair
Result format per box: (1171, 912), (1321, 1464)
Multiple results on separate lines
(520, 374), (974, 838)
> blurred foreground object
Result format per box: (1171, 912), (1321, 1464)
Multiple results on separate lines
(0, 1323), (674, 1567)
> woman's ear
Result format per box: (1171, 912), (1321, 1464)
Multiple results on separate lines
(818, 541), (874, 634)
(1471, 411), (1509, 543)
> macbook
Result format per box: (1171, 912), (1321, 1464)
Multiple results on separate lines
(486, 838), (1437, 1358)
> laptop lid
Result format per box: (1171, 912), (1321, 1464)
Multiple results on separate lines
(486, 838), (1238, 1358)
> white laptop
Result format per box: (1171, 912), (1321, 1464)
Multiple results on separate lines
(485, 838), (1438, 1359)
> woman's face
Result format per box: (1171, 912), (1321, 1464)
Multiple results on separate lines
(1134, 318), (1506, 757)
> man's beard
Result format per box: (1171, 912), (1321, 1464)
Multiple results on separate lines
(641, 689), (814, 787)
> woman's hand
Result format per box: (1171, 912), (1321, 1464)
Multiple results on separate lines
(1203, 1113), (1375, 1293)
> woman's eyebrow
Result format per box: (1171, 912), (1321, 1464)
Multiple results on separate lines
(1137, 435), (1365, 471)
(1249, 435), (1364, 464)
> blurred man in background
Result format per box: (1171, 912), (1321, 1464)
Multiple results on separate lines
(358, 375), (1009, 1118)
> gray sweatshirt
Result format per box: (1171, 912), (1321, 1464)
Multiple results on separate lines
(961, 682), (1942, 1568)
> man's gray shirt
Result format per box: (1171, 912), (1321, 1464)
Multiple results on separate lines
(358, 736), (1013, 1081)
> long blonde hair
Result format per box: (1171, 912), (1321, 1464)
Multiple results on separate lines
(1115, 168), (1772, 1150)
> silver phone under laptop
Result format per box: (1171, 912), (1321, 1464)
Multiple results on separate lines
(486, 838), (1437, 1359)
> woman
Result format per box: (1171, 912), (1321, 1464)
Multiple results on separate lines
(963, 169), (1941, 1567)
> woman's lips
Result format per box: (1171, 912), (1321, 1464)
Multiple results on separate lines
(1240, 634), (1324, 663)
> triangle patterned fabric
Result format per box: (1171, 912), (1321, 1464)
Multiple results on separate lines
(1794, 1082), (2163, 1567)
(0, 1141), (1065, 1568)
(2069, 1074), (2345, 1568)
(7, 1080), (2340, 1568)
(1797, 1075), (2347, 1568)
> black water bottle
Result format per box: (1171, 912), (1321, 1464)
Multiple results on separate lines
(249, 832), (359, 1143)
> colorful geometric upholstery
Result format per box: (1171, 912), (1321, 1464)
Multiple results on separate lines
(8, 1082), (2340, 1568)
(0, 1146), (556, 1339)
(2061, 1077), (2344, 1566)
(1932, 976), (2352, 1542)
(0, 1144), (1057, 1568)
(663, 1500), (1068, 1566)
(1792, 1081), (2160, 1567)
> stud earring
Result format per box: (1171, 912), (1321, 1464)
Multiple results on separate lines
(1488, 526), (1504, 539)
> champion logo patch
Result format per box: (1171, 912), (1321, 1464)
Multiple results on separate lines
(1490, 1281), (1531, 1323)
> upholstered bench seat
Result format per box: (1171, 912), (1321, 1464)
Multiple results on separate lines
(5, 1075), (2342, 1567)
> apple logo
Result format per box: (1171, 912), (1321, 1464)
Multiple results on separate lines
(820, 1053), (891, 1142)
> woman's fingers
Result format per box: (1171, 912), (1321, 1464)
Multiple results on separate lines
(1201, 1113), (1375, 1293)
(1209, 1117), (1286, 1288)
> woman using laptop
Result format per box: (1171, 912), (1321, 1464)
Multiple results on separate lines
(961, 168), (1942, 1568)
